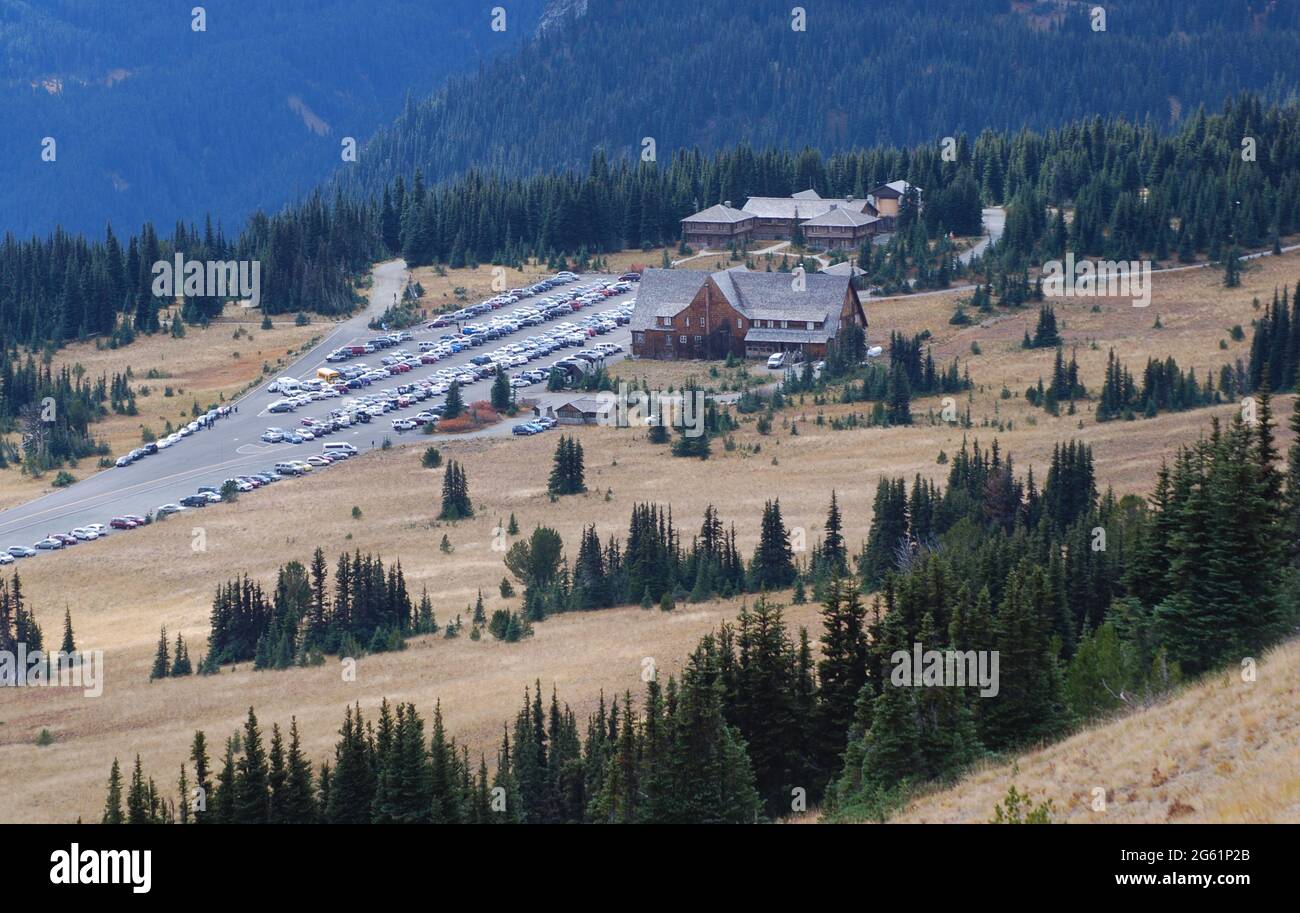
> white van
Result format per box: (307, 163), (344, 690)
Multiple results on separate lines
(277, 377), (302, 394)
(766, 352), (786, 369)
(323, 442), (358, 457)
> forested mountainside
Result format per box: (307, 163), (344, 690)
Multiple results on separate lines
(336, 0), (1300, 198)
(4, 96), (1299, 360)
(0, 0), (546, 236)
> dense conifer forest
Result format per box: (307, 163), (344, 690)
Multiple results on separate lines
(338, 0), (1300, 198)
(4, 95), (1298, 362)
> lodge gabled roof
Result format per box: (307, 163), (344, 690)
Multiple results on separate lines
(681, 203), (755, 224)
(631, 267), (857, 341)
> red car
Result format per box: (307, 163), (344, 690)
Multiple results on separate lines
(109, 517), (137, 530)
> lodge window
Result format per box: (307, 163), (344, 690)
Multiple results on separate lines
(684, 317), (690, 327)
(680, 336), (687, 344)
(737, 318), (742, 329)
(781, 320), (789, 329)
(807, 321), (814, 330)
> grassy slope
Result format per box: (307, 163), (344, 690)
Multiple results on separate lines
(889, 636), (1300, 824)
(1, 247), (1298, 823)
(0, 306), (327, 509)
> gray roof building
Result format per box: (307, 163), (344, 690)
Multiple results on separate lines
(681, 203), (755, 224)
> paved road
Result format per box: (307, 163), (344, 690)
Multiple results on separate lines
(0, 261), (635, 555)
(959, 207), (1006, 265)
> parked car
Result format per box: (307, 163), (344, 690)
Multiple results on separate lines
(7, 545), (36, 558)
(34, 537), (64, 550)
(180, 495), (209, 508)
(155, 503), (187, 517)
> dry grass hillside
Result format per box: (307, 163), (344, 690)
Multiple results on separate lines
(891, 636), (1300, 824)
(1, 248), (1298, 823)
(0, 306), (326, 509)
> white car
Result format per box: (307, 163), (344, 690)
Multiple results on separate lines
(71, 527), (99, 541)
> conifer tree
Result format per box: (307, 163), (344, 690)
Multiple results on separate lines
(177, 765), (190, 825)
(438, 459), (473, 520)
(490, 367), (512, 412)
(170, 632), (192, 676)
(819, 491), (848, 579)
(443, 381), (464, 419)
(102, 758), (124, 824)
(189, 731), (212, 824)
(124, 755), (152, 824)
(267, 723), (288, 824)
(234, 707), (271, 824)
(60, 608), (75, 657)
(150, 626), (170, 680)
(815, 578), (869, 774)
(751, 499), (796, 590)
(284, 718), (317, 824)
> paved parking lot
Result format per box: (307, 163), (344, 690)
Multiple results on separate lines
(0, 261), (637, 558)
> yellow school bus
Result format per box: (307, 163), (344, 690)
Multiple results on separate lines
(317, 367), (342, 384)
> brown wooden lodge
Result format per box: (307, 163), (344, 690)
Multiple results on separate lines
(630, 266), (867, 361)
(680, 183), (919, 252)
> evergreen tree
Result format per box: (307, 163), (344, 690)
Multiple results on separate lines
(443, 381), (464, 420)
(438, 459), (473, 520)
(149, 626), (170, 680)
(234, 707), (271, 824)
(101, 758), (124, 824)
(751, 500), (796, 590)
(490, 367), (512, 412)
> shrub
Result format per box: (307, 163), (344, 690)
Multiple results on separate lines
(990, 784), (1054, 824)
